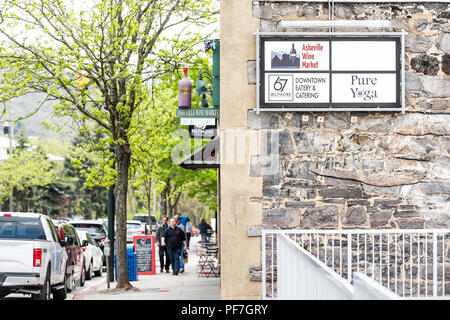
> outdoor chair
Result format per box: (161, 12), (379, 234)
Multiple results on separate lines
(196, 246), (219, 278)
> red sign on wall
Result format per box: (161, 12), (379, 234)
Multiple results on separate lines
(133, 235), (156, 275)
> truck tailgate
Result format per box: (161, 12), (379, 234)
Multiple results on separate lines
(0, 240), (35, 273)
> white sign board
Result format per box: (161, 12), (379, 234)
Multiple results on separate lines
(260, 37), (400, 109)
(265, 73), (330, 103)
(264, 41), (330, 71)
(332, 73), (397, 103)
(180, 117), (216, 126)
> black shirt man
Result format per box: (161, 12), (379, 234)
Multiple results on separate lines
(161, 218), (186, 275)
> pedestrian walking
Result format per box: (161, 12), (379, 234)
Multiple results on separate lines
(155, 216), (170, 273)
(161, 218), (186, 276)
(199, 218), (212, 244)
(174, 215), (185, 231)
(174, 215), (187, 273)
(185, 218), (192, 249)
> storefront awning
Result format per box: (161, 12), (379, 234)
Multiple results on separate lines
(177, 137), (219, 170)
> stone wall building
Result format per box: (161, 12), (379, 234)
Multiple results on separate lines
(219, 0), (449, 299)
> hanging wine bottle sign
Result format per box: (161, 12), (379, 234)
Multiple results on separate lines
(178, 67), (192, 108)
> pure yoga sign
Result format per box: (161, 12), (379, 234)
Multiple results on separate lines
(260, 37), (400, 109)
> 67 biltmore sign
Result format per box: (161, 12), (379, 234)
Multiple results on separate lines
(260, 37), (400, 109)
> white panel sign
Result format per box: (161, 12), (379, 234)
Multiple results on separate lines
(265, 73), (330, 103)
(332, 41), (397, 71)
(332, 73), (397, 103)
(180, 118), (216, 126)
(264, 41), (330, 71)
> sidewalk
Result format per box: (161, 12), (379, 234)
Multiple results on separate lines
(73, 238), (220, 300)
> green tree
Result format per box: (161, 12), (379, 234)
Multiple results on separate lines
(0, 127), (68, 214)
(130, 86), (177, 228)
(186, 169), (217, 212)
(0, 0), (217, 289)
(63, 130), (109, 219)
(13, 182), (68, 216)
(130, 55), (216, 221)
(0, 147), (56, 209)
(15, 127), (29, 152)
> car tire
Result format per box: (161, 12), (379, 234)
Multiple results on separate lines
(80, 262), (86, 287)
(53, 270), (67, 300)
(32, 268), (51, 300)
(94, 257), (103, 277)
(67, 270), (75, 293)
(86, 260), (93, 280)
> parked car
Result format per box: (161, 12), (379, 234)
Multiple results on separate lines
(126, 221), (146, 243)
(132, 214), (158, 234)
(56, 223), (86, 292)
(70, 220), (108, 249)
(76, 230), (104, 280)
(0, 212), (68, 300)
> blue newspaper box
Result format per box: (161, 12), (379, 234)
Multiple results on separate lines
(114, 252), (137, 281)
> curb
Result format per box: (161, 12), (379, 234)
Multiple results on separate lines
(72, 279), (107, 300)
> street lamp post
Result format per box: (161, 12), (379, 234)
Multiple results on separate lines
(107, 147), (115, 282)
(8, 120), (13, 212)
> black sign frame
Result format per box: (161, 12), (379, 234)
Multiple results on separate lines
(259, 36), (401, 109)
(133, 235), (155, 275)
(188, 118), (218, 139)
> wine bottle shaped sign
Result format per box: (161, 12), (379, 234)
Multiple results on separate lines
(178, 67), (192, 108)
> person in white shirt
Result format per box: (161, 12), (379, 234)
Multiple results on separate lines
(185, 218), (193, 249)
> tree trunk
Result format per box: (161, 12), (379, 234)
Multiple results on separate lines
(172, 192), (182, 216)
(115, 144), (132, 289)
(161, 184), (168, 217)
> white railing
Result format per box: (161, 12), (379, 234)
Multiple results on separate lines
(276, 232), (354, 299)
(352, 272), (400, 300)
(262, 229), (450, 299)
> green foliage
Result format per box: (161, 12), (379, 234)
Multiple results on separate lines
(0, 126), (71, 213)
(0, 0), (218, 287)
(13, 182), (68, 216)
(67, 128), (116, 189)
(15, 128), (29, 152)
(63, 130), (110, 219)
(0, 147), (56, 205)
(0, 0), (217, 176)
(185, 169), (217, 212)
(0, 127), (110, 217)
(129, 55), (217, 218)
(30, 136), (70, 158)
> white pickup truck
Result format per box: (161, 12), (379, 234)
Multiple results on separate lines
(0, 212), (68, 300)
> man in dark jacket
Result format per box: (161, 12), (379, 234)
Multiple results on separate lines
(161, 217), (186, 275)
(155, 215), (170, 273)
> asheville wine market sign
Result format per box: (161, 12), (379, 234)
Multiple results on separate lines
(260, 37), (401, 109)
(177, 107), (220, 118)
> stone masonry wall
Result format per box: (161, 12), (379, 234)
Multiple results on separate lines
(247, 1), (450, 282)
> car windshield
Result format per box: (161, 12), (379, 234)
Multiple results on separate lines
(133, 216), (157, 224)
(127, 223), (141, 229)
(133, 216), (147, 223)
(0, 217), (46, 240)
(71, 223), (106, 236)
